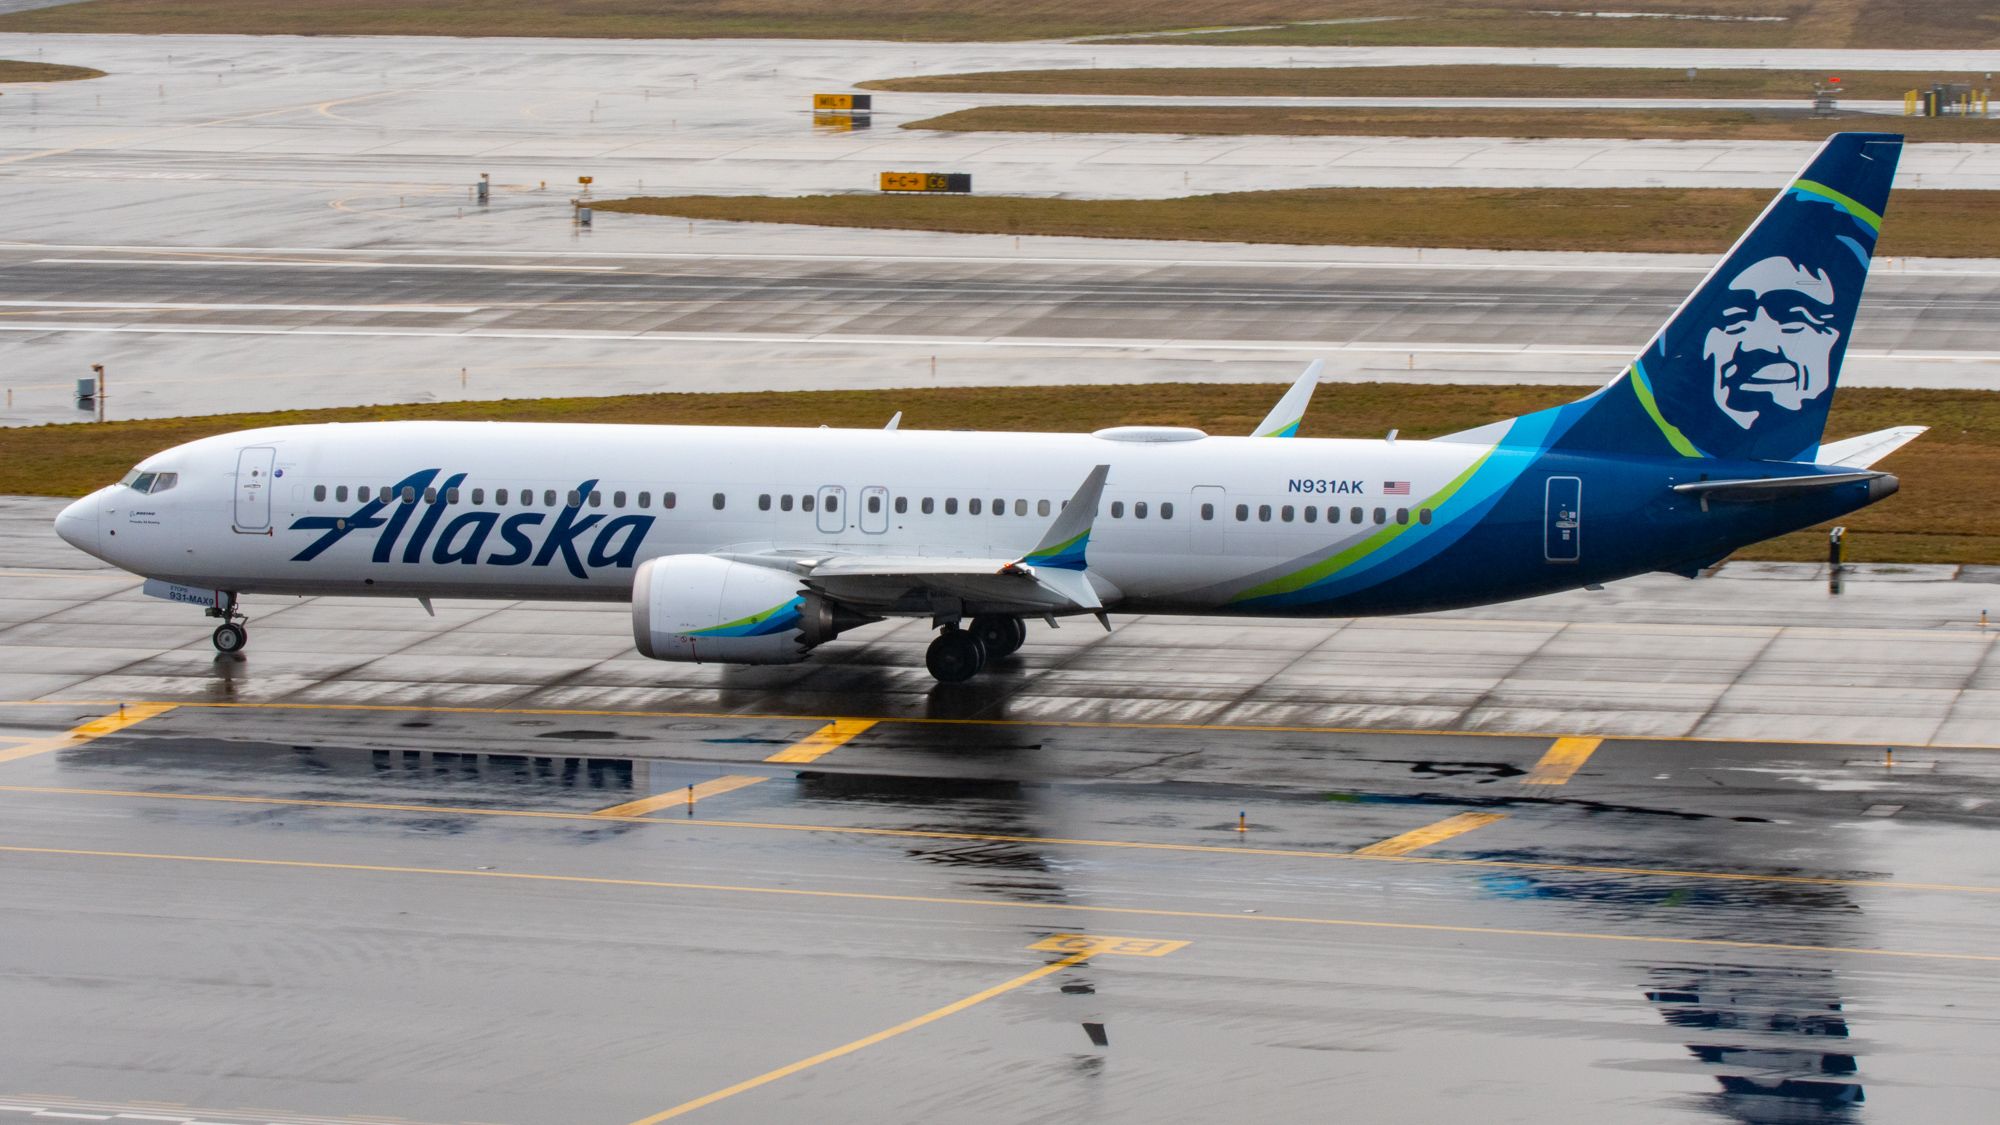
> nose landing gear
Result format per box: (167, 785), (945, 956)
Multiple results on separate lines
(206, 592), (249, 653)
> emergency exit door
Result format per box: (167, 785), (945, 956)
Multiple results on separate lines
(1544, 476), (1581, 563)
(816, 485), (846, 535)
(234, 447), (276, 532)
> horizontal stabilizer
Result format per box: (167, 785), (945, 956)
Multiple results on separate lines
(1814, 425), (1926, 468)
(1671, 470), (1891, 504)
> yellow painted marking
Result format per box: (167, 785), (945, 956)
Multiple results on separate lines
(4, 697), (1992, 752)
(6, 844), (1997, 964)
(592, 775), (767, 818)
(1, 782), (1996, 897)
(1029, 933), (1189, 958)
(627, 944), (1106, 1124)
(1523, 737), (1603, 786)
(765, 718), (877, 764)
(1354, 812), (1508, 857)
(0, 704), (177, 766)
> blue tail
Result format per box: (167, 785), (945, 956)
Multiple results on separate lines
(1521, 133), (1903, 464)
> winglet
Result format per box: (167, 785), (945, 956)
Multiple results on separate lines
(1253, 359), (1323, 438)
(1016, 464), (1110, 572)
(884, 411), (902, 432)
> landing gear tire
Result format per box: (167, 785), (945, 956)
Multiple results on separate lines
(212, 622), (247, 654)
(926, 627), (987, 683)
(970, 615), (1027, 659)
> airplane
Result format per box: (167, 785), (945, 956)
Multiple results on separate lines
(55, 132), (1923, 684)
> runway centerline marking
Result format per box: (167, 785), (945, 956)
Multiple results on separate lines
(6, 844), (1995, 965)
(0, 704), (177, 766)
(1, 782), (1994, 897)
(1523, 737), (1603, 785)
(765, 718), (877, 764)
(592, 774), (768, 818)
(626, 936), (1147, 1123)
(1355, 812), (1508, 856)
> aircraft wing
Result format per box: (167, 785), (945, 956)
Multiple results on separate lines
(1814, 426), (1926, 468)
(1252, 359), (1323, 437)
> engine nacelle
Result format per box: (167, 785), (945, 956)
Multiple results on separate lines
(632, 554), (865, 664)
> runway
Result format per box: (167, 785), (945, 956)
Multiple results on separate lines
(4, 242), (1999, 424)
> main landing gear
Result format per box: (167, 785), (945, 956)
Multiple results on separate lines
(207, 592), (249, 654)
(925, 615), (1027, 683)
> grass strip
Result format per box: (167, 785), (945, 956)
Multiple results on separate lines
(863, 66), (1962, 101)
(593, 188), (2000, 258)
(0, 60), (104, 83)
(3, 384), (1989, 564)
(0, 1), (1996, 49)
(904, 105), (1997, 143)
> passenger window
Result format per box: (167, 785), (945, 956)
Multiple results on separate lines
(922, 498), (935, 515)
(1326, 506), (1339, 524)
(992, 498), (1003, 515)
(1037, 499), (1050, 517)
(544, 490), (557, 507)
(336, 485), (350, 502)
(447, 488), (460, 504)
(1109, 501), (1123, 518)
(1201, 503), (1214, 521)
(1374, 507), (1386, 524)
(402, 487), (418, 505)
(1160, 502), (1173, 520)
(1235, 504), (1249, 522)
(1350, 506), (1362, 524)
(867, 495), (881, 514)
(470, 488), (483, 504)
(759, 494), (772, 511)
(1303, 506), (1317, 524)
(614, 491), (626, 507)
(314, 485), (327, 502)
(521, 490), (535, 508)
(894, 496), (908, 515)
(712, 493), (726, 510)
(496, 488), (509, 505)
(1014, 499), (1027, 516)
(945, 498), (958, 515)
(663, 491), (677, 509)
(588, 491), (602, 508)
(826, 495), (839, 513)
(1134, 501), (1148, 519)
(1281, 505), (1294, 523)
(425, 488), (438, 504)
(1419, 508), (1433, 525)
(780, 494), (794, 512)
(1258, 505), (1272, 522)
(636, 491), (648, 508)
(566, 490), (580, 507)
(1396, 508), (1409, 525)
(802, 495), (815, 512)
(970, 498), (983, 515)
(357, 486), (370, 502)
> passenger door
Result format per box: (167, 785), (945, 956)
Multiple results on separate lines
(1544, 476), (1581, 563)
(233, 447), (276, 532)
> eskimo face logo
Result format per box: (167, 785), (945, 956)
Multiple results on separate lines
(1702, 256), (1842, 430)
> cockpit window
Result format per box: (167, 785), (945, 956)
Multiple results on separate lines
(122, 471), (178, 495)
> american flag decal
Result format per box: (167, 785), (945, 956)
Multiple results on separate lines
(1383, 481), (1411, 496)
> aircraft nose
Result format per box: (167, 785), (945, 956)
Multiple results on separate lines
(54, 493), (99, 555)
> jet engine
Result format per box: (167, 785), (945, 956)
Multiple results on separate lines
(631, 554), (870, 664)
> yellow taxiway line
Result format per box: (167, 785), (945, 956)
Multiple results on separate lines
(1, 781), (1994, 896)
(0, 703), (177, 766)
(6, 844), (1996, 964)
(590, 719), (879, 816)
(1523, 737), (1604, 785)
(1355, 812), (1508, 857)
(765, 718), (877, 764)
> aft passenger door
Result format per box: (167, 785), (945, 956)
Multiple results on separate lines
(816, 485), (846, 535)
(1544, 476), (1581, 563)
(859, 486), (890, 534)
(233, 447), (276, 532)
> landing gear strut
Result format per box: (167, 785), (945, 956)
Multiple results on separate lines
(969, 615), (1026, 660)
(207, 592), (248, 653)
(925, 625), (987, 683)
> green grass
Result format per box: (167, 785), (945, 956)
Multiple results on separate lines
(863, 66), (1963, 101)
(0, 60), (104, 83)
(3, 383), (1989, 563)
(1, 0), (1997, 48)
(905, 105), (1997, 143)
(593, 188), (2000, 258)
